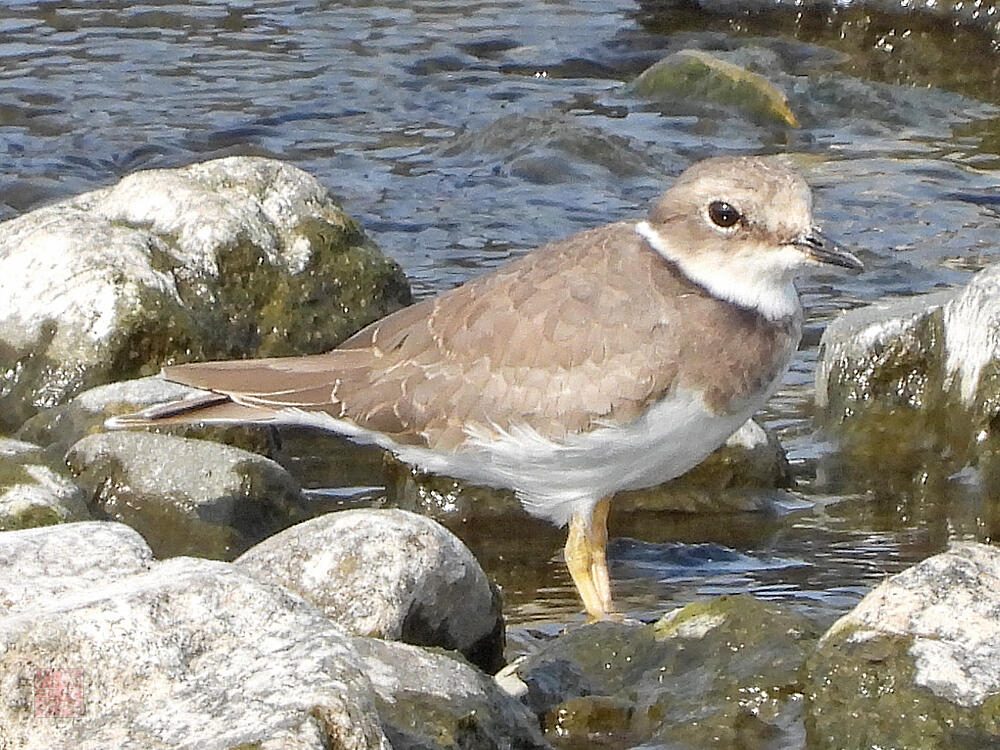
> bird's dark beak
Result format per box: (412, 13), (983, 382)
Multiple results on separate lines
(790, 229), (863, 272)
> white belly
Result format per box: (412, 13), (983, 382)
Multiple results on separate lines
(390, 387), (759, 527)
(279, 386), (766, 528)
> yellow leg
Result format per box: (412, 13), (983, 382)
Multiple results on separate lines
(590, 496), (613, 616)
(564, 497), (615, 621)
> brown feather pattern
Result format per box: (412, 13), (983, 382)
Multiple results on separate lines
(160, 221), (798, 451)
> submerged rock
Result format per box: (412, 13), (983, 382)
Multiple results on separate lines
(236, 508), (505, 673)
(0, 156), (410, 433)
(805, 543), (1000, 749)
(509, 594), (819, 748)
(0, 556), (391, 750)
(66, 430), (309, 559)
(0, 437), (89, 530)
(815, 265), (1000, 487)
(630, 48), (799, 127)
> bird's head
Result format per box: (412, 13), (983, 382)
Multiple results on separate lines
(636, 156), (862, 320)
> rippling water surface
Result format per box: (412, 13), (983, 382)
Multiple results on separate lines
(5, 0), (1000, 629)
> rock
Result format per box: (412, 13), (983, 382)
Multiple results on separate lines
(236, 509), (505, 673)
(815, 266), (1000, 487)
(0, 437), (89, 530)
(387, 418), (791, 519)
(351, 637), (550, 750)
(805, 543), (1000, 749)
(0, 556), (391, 750)
(0, 520), (152, 615)
(15, 375), (278, 456)
(0, 156), (410, 433)
(66, 430), (310, 559)
(630, 48), (799, 127)
(511, 595), (820, 748)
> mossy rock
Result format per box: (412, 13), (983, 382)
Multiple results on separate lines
(65, 430), (309, 560)
(514, 595), (820, 749)
(0, 156), (411, 434)
(816, 267), (1000, 494)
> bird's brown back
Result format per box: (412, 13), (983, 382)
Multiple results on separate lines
(165, 222), (799, 450)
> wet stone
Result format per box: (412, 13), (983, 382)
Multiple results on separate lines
(805, 543), (1000, 750)
(350, 637), (549, 750)
(65, 430), (310, 560)
(235, 508), (505, 673)
(512, 595), (820, 749)
(630, 48), (799, 127)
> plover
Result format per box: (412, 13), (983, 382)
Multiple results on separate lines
(109, 156), (861, 620)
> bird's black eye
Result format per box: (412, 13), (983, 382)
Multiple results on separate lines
(707, 201), (741, 229)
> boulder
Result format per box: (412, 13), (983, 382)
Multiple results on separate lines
(0, 437), (89, 530)
(66, 430), (309, 559)
(0, 556), (391, 750)
(0, 156), (410, 433)
(236, 508), (505, 672)
(806, 543), (1000, 749)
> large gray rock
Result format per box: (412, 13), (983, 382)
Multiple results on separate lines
(0, 556), (391, 750)
(806, 543), (1000, 749)
(0, 520), (152, 615)
(236, 509), (505, 672)
(0, 156), (410, 433)
(66, 430), (309, 559)
(353, 637), (549, 750)
(0, 437), (89, 530)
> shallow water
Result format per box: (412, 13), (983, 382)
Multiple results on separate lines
(5, 0), (1000, 631)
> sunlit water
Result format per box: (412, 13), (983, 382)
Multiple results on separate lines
(5, 0), (1000, 633)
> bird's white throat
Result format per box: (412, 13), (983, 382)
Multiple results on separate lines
(635, 220), (802, 321)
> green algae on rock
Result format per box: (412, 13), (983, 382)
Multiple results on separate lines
(0, 156), (411, 434)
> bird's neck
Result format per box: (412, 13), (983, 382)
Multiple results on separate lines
(634, 220), (802, 322)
